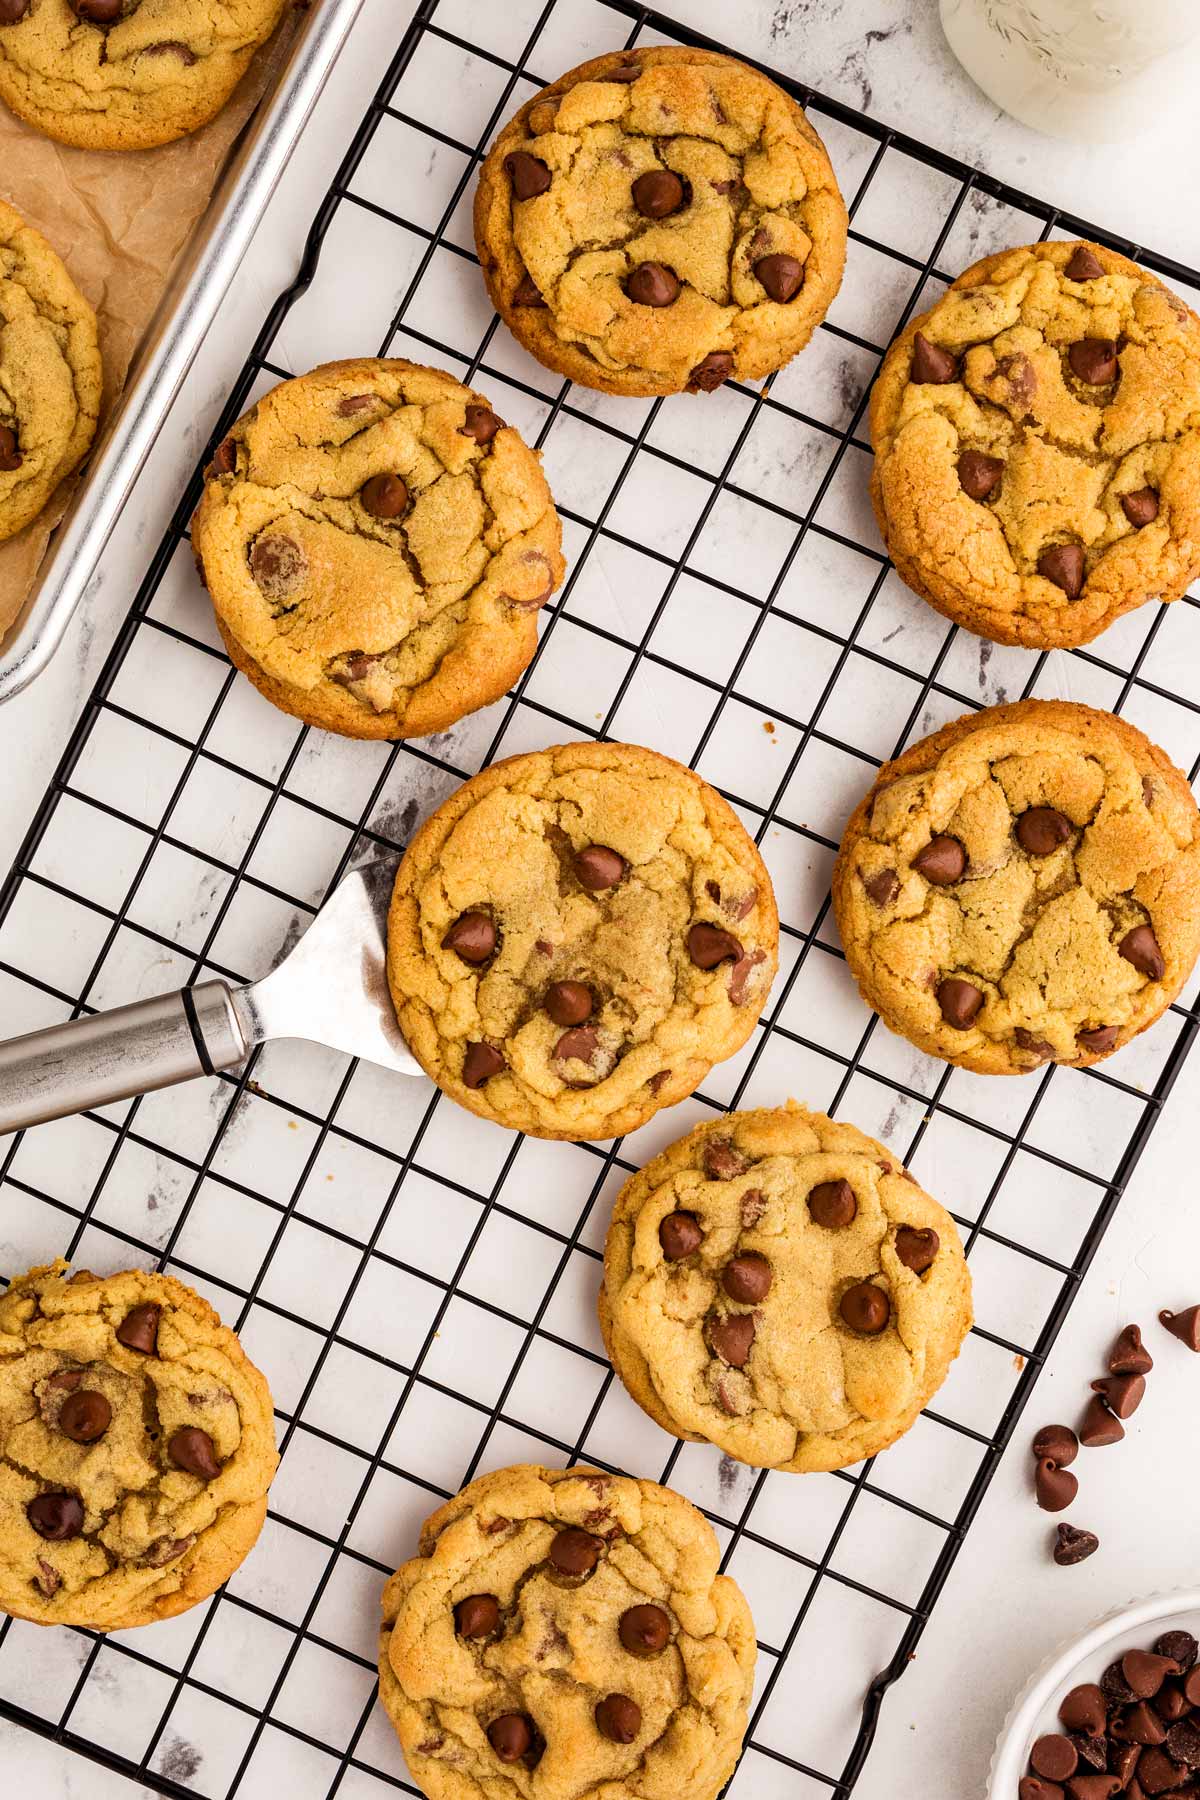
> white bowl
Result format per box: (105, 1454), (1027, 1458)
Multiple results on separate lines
(989, 1589), (1200, 1797)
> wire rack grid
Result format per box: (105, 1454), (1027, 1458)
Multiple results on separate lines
(2, 1), (1200, 1795)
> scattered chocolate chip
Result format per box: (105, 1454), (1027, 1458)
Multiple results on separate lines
(595, 1694), (641, 1743)
(1069, 338), (1119, 385)
(575, 845), (626, 890)
(626, 261), (681, 307)
(549, 1527), (601, 1577)
(168, 1428), (221, 1481)
(59, 1390), (112, 1444)
(206, 436), (236, 478)
(1032, 1737), (1079, 1781)
(0, 0), (31, 22)
(703, 1139), (749, 1181)
(938, 976), (984, 1029)
(487, 1714), (534, 1763)
(913, 835), (967, 884)
(74, 0), (121, 19)
(1065, 246), (1105, 282)
(462, 1042), (504, 1089)
(660, 1211), (703, 1260)
(755, 253), (804, 302)
(1077, 1025), (1119, 1055)
(1090, 1373), (1146, 1418)
(442, 912), (496, 963)
(864, 868), (900, 906)
(708, 1311), (756, 1367)
(361, 473), (409, 519)
(958, 449), (1004, 501)
(1160, 1306), (1200, 1350)
(840, 1281), (890, 1334)
(1015, 1028), (1056, 1060)
(687, 922), (743, 969)
(895, 1226), (939, 1273)
(723, 1254), (772, 1304)
(619, 1604), (670, 1656)
(1119, 925), (1165, 981)
(553, 1026), (601, 1067)
(807, 1178), (857, 1229)
(455, 1594), (499, 1638)
(1061, 1687), (1107, 1735)
(545, 981), (592, 1026)
(688, 351), (734, 391)
(116, 1304), (160, 1354)
(1017, 808), (1073, 855)
(910, 332), (959, 383)
(1035, 1457), (1079, 1513)
(505, 152), (551, 200)
(461, 405), (504, 445)
(1123, 488), (1160, 527)
(1038, 543), (1086, 599)
(1079, 1395), (1124, 1448)
(27, 1492), (84, 1540)
(1125, 1653), (1180, 1700)
(1033, 1424), (1080, 1467)
(632, 169), (685, 218)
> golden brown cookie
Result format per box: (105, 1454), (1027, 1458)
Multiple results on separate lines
(0, 1260), (278, 1631)
(0, 199), (101, 546)
(386, 741), (779, 1141)
(475, 44), (847, 397)
(832, 699), (1200, 1075)
(870, 240), (1200, 648)
(0, 0), (290, 152)
(191, 358), (565, 741)
(600, 1103), (972, 1473)
(378, 1463), (756, 1800)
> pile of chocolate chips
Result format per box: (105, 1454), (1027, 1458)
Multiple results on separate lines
(1020, 1630), (1200, 1798)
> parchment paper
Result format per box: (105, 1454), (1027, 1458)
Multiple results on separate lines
(0, 9), (300, 634)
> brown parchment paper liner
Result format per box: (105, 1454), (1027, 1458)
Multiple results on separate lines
(0, 7), (301, 635)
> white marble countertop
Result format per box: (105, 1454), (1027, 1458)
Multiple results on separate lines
(4, 2), (1200, 1795)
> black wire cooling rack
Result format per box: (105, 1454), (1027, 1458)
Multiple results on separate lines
(3, 1), (1200, 1794)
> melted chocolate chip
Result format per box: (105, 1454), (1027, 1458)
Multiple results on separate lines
(895, 1226), (939, 1273)
(687, 922), (742, 969)
(116, 1304), (160, 1355)
(27, 1492), (84, 1540)
(840, 1281), (890, 1334)
(545, 981), (592, 1026)
(1076, 1024), (1119, 1055)
(659, 1211), (703, 1260)
(361, 473), (409, 519)
(632, 170), (685, 218)
(807, 1178), (857, 1228)
(619, 1604), (669, 1655)
(168, 1428), (221, 1481)
(462, 1042), (504, 1089)
(1068, 338), (1119, 385)
(461, 405), (504, 445)
(441, 912), (496, 963)
(1119, 924), (1165, 980)
(1064, 246), (1105, 282)
(549, 1527), (601, 1577)
(913, 835), (966, 885)
(910, 332), (958, 384)
(1016, 807), (1073, 855)
(59, 1390), (111, 1444)
(626, 262), (681, 307)
(938, 977), (984, 1029)
(1038, 543), (1085, 599)
(688, 351), (734, 391)
(708, 1312), (756, 1368)
(755, 253), (804, 302)
(575, 845), (626, 890)
(455, 1593), (500, 1638)
(595, 1694), (641, 1743)
(1122, 487), (1159, 527)
(487, 1714), (534, 1763)
(958, 450), (1004, 501)
(722, 1254), (772, 1304)
(505, 152), (551, 200)
(513, 273), (546, 307)
(863, 868), (900, 906)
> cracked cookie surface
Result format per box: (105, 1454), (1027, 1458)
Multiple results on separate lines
(600, 1104), (972, 1473)
(870, 240), (1200, 648)
(191, 358), (565, 741)
(0, 199), (101, 545)
(378, 1462), (755, 1800)
(0, 0), (290, 151)
(0, 1260), (278, 1630)
(475, 44), (847, 397)
(832, 699), (1200, 1075)
(386, 741), (779, 1141)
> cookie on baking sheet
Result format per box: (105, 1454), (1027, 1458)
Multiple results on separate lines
(386, 740), (779, 1141)
(0, 199), (101, 546)
(0, 0), (290, 152)
(832, 699), (1200, 1076)
(600, 1103), (971, 1473)
(191, 358), (565, 741)
(870, 240), (1200, 649)
(0, 1260), (278, 1631)
(378, 1463), (756, 1800)
(475, 43), (847, 397)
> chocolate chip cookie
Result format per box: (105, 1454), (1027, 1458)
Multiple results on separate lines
(191, 358), (565, 741)
(0, 1260), (278, 1631)
(378, 1463), (756, 1800)
(0, 0), (290, 151)
(871, 241), (1200, 648)
(0, 199), (101, 546)
(475, 44), (847, 397)
(600, 1103), (971, 1472)
(832, 699), (1200, 1075)
(386, 741), (779, 1141)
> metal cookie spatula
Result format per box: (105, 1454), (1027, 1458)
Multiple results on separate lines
(0, 857), (421, 1136)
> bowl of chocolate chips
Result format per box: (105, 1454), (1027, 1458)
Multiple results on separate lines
(990, 1592), (1200, 1798)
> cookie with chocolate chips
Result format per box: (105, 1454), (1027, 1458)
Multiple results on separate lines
(0, 0), (290, 151)
(386, 741), (778, 1140)
(474, 44), (847, 396)
(600, 1103), (971, 1472)
(378, 1463), (755, 1800)
(0, 200), (101, 546)
(0, 1260), (277, 1631)
(191, 358), (564, 740)
(871, 240), (1200, 648)
(832, 699), (1200, 1075)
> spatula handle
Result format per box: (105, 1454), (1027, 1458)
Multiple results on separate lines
(0, 982), (250, 1135)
